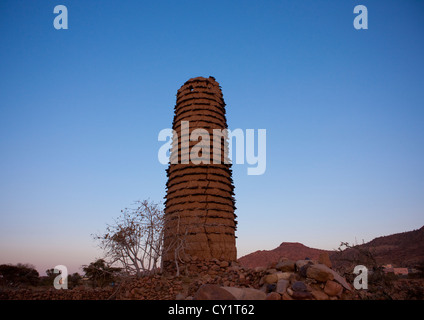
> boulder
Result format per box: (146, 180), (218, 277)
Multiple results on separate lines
(175, 292), (186, 300)
(193, 284), (237, 300)
(266, 292), (281, 300)
(291, 281), (308, 292)
(266, 268), (278, 274)
(291, 291), (314, 300)
(237, 288), (267, 300)
(277, 272), (293, 281)
(221, 287), (266, 300)
(282, 292), (293, 300)
(306, 264), (352, 291)
(220, 261), (229, 268)
(306, 264), (335, 282)
(331, 271), (353, 291)
(324, 280), (343, 297)
(264, 274), (278, 284)
(220, 287), (244, 300)
(263, 272), (292, 284)
(311, 289), (329, 300)
(276, 279), (289, 294)
(295, 260), (313, 270)
(275, 260), (295, 272)
(266, 284), (276, 293)
(298, 264), (311, 278)
(318, 252), (332, 269)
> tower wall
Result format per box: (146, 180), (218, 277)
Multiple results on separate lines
(162, 76), (237, 274)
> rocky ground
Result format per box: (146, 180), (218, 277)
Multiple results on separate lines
(0, 287), (114, 300)
(1, 253), (423, 300)
(154, 252), (356, 301)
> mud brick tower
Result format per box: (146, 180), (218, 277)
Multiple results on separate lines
(162, 76), (237, 274)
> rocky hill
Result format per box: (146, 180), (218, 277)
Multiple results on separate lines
(238, 242), (333, 268)
(238, 226), (424, 269)
(331, 226), (424, 268)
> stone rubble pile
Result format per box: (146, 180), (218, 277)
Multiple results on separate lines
(190, 252), (353, 300)
(120, 258), (265, 300)
(120, 274), (184, 300)
(121, 252), (353, 300)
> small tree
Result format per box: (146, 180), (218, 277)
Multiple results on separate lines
(40, 268), (57, 287)
(68, 272), (82, 288)
(0, 263), (39, 288)
(82, 259), (121, 288)
(94, 200), (165, 277)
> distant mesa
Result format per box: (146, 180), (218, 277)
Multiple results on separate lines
(238, 242), (331, 269)
(331, 225), (424, 268)
(238, 226), (424, 269)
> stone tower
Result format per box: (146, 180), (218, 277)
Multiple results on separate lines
(162, 76), (237, 274)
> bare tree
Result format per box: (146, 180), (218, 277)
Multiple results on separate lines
(161, 214), (188, 277)
(334, 241), (379, 273)
(82, 259), (121, 288)
(94, 200), (165, 278)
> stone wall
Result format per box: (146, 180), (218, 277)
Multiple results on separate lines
(0, 287), (114, 300)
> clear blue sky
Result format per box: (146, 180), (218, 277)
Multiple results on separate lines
(1, 0), (423, 275)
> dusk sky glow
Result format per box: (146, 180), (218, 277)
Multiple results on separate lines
(1, 0), (423, 275)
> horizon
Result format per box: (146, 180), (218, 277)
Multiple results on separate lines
(1, 0), (424, 277)
(5, 224), (424, 276)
